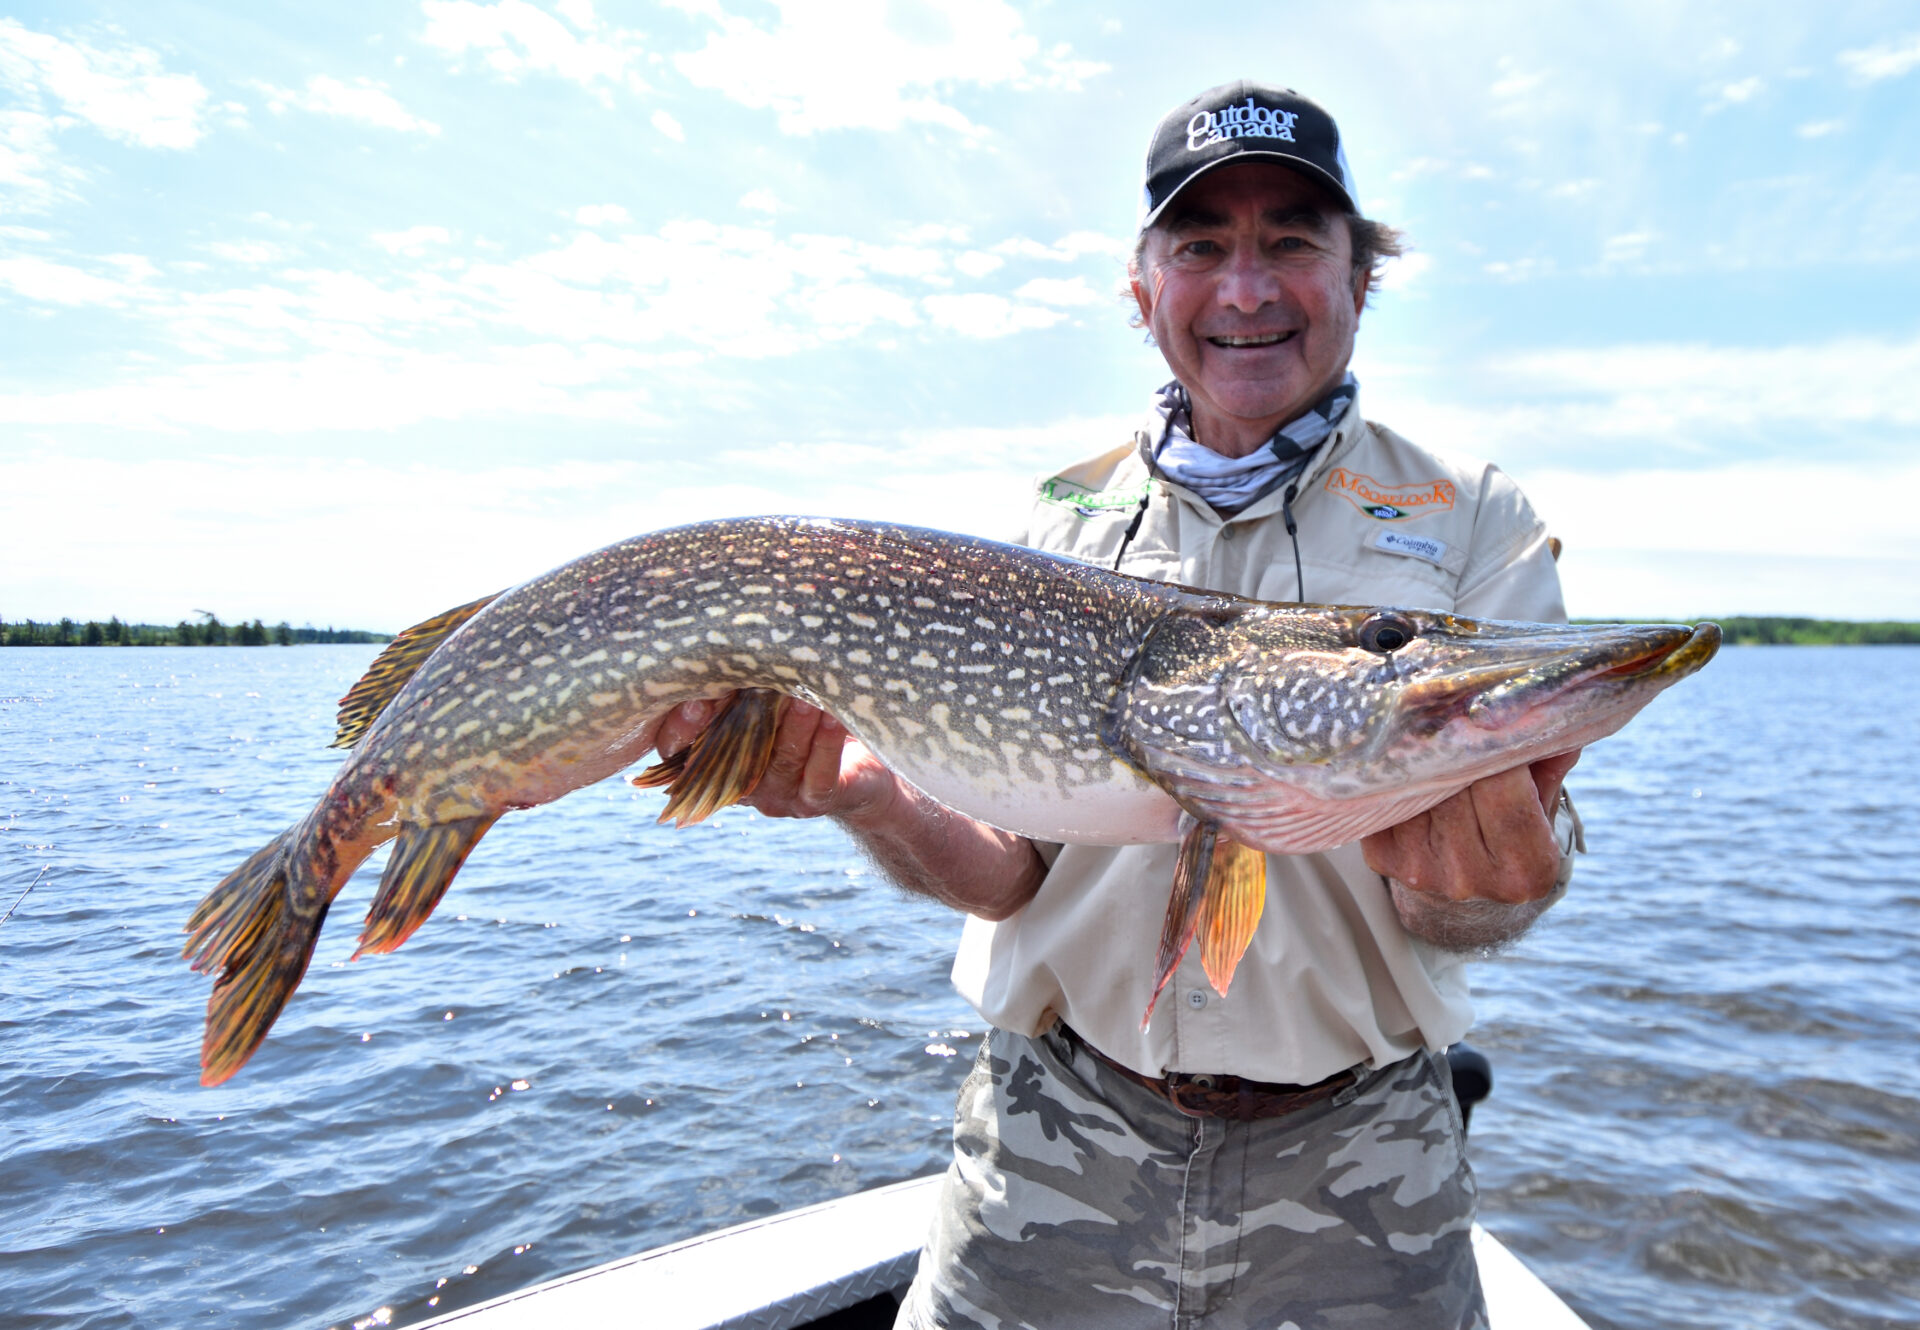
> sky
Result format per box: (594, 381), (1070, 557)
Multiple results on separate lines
(3, 0), (1918, 630)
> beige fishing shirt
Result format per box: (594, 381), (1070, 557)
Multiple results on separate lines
(951, 388), (1574, 1084)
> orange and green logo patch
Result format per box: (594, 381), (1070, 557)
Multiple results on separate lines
(1325, 467), (1455, 522)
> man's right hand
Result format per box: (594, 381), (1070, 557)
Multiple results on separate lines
(652, 695), (900, 825)
(651, 692), (1047, 921)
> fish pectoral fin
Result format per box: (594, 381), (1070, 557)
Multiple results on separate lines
(355, 815), (499, 959)
(1195, 837), (1265, 998)
(642, 688), (787, 828)
(1142, 819), (1215, 1030)
(332, 591), (504, 750)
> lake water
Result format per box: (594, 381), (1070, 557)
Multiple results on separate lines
(2, 644), (1916, 1329)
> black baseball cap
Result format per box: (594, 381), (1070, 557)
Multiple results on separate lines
(1139, 81), (1358, 228)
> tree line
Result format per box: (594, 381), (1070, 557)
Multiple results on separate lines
(1575, 616), (1920, 645)
(0, 615), (392, 647)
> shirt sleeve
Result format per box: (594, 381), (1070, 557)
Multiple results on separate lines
(1455, 465), (1568, 625)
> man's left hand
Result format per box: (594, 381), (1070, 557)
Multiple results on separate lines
(1363, 750), (1580, 905)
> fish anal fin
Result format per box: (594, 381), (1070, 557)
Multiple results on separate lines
(1142, 820), (1215, 1030)
(332, 591), (503, 750)
(354, 814), (499, 959)
(1195, 837), (1266, 998)
(642, 689), (787, 828)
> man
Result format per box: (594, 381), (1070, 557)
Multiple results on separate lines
(656, 82), (1577, 1329)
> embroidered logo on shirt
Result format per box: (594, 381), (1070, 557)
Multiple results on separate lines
(1373, 529), (1449, 566)
(1325, 467), (1455, 521)
(1039, 477), (1150, 520)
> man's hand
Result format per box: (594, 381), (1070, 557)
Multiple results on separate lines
(654, 696), (897, 824)
(651, 693), (1046, 920)
(1363, 750), (1580, 950)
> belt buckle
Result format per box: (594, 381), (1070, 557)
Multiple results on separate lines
(1165, 1072), (1227, 1119)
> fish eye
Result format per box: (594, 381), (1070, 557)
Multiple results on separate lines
(1359, 613), (1415, 655)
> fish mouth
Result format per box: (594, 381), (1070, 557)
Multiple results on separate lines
(1409, 621), (1721, 733)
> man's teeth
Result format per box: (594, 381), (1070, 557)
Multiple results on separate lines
(1210, 332), (1290, 347)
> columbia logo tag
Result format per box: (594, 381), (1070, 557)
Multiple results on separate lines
(1187, 98), (1298, 151)
(1373, 530), (1448, 566)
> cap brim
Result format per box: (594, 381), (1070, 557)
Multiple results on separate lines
(1140, 151), (1356, 230)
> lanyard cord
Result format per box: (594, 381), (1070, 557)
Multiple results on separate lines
(1111, 486), (1152, 572)
(1113, 480), (1305, 601)
(1282, 481), (1305, 602)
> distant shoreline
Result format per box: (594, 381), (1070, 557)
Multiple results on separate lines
(6, 614), (1915, 649)
(1572, 617), (1920, 646)
(1, 617), (392, 647)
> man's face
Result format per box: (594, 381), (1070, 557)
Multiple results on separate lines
(1132, 162), (1367, 457)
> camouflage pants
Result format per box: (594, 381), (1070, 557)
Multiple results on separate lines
(896, 1025), (1486, 1330)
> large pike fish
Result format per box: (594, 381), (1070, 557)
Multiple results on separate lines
(183, 517), (1718, 1085)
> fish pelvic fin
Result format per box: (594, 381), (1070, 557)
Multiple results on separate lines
(1195, 837), (1265, 998)
(1142, 820), (1216, 1030)
(354, 815), (500, 959)
(331, 591), (503, 750)
(631, 688), (787, 828)
(182, 827), (330, 1087)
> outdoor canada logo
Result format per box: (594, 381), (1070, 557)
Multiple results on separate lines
(1188, 98), (1298, 151)
(1324, 468), (1455, 521)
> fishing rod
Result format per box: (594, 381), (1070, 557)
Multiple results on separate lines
(0, 864), (48, 931)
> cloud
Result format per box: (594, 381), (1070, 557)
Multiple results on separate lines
(0, 253), (144, 305)
(206, 239), (293, 265)
(420, 0), (644, 94)
(738, 189), (780, 214)
(0, 20), (209, 151)
(1704, 74), (1758, 109)
(650, 108), (684, 141)
(923, 292), (1064, 338)
(1379, 333), (1920, 480)
(1011, 276), (1097, 307)
(254, 75), (441, 135)
(1372, 250), (1431, 293)
(672, 0), (1105, 136)
(1837, 33), (1920, 83)
(0, 219), (1123, 429)
(574, 203), (630, 226)
(1599, 230), (1652, 264)
(372, 224), (453, 254)
(1795, 118), (1844, 139)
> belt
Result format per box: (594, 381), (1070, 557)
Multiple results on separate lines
(1058, 1023), (1364, 1123)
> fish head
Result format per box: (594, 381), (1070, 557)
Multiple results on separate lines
(1119, 603), (1720, 851)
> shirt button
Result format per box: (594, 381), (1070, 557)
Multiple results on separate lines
(1219, 525), (1237, 540)
(1186, 990), (1208, 1009)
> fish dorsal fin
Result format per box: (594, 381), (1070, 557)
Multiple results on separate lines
(331, 592), (502, 750)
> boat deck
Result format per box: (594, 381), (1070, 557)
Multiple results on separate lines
(415, 1174), (1590, 1329)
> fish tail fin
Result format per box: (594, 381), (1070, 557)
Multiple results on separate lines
(1195, 838), (1265, 998)
(182, 828), (330, 1087)
(332, 591), (503, 750)
(354, 815), (500, 958)
(1142, 821), (1215, 1030)
(631, 688), (787, 827)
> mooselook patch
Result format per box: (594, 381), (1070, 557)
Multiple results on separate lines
(1325, 467), (1455, 522)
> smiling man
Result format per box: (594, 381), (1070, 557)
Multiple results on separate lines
(657, 82), (1578, 1330)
